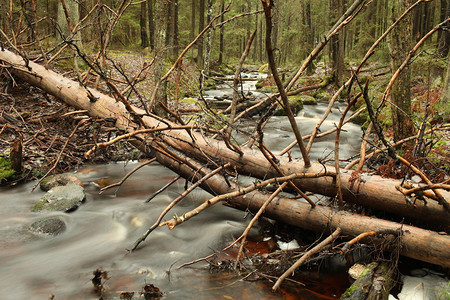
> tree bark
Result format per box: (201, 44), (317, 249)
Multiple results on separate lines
(197, 0), (205, 65)
(147, 0), (155, 50)
(1, 48), (450, 267)
(140, 1), (149, 48)
(389, 0), (414, 142)
(203, 0), (213, 76)
(152, 0), (168, 117)
(218, 0), (225, 65)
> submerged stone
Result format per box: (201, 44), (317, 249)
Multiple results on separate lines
(40, 174), (84, 191)
(32, 184), (86, 212)
(29, 217), (66, 236)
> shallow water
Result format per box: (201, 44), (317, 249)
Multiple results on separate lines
(0, 73), (362, 299)
(0, 162), (352, 299)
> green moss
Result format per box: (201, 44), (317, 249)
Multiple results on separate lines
(258, 86), (277, 93)
(31, 200), (48, 212)
(258, 64), (268, 73)
(342, 283), (359, 298)
(0, 156), (16, 182)
(204, 79), (217, 90)
(181, 97), (198, 105)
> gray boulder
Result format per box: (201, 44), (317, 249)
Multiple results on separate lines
(40, 174), (84, 192)
(32, 184), (86, 212)
(29, 217), (66, 236)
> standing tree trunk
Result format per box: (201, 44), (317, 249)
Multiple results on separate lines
(329, 0), (345, 86)
(56, 0), (81, 48)
(152, 0), (168, 117)
(197, 0), (205, 65)
(389, 0), (414, 142)
(439, 51), (450, 121)
(140, 1), (149, 48)
(173, 0), (179, 56)
(437, 0), (449, 57)
(203, 0), (213, 76)
(191, 0), (196, 57)
(218, 0), (225, 65)
(147, 0), (155, 50)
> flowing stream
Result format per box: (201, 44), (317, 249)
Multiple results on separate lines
(0, 73), (364, 299)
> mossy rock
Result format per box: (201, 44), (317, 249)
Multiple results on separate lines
(258, 63), (269, 73)
(312, 90), (332, 101)
(40, 174), (84, 192)
(204, 78), (217, 90)
(32, 184), (86, 212)
(181, 97), (198, 105)
(258, 86), (277, 93)
(0, 156), (16, 182)
(299, 95), (317, 105)
(274, 96), (304, 116)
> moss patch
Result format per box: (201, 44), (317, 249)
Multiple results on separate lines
(0, 156), (16, 182)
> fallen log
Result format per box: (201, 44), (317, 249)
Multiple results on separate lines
(1, 48), (450, 267)
(148, 143), (450, 268)
(0, 49), (447, 226)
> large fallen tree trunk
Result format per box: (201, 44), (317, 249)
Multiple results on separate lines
(1, 48), (449, 267)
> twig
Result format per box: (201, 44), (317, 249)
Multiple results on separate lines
(261, 0), (310, 167)
(234, 181), (288, 269)
(160, 171), (330, 231)
(272, 227), (341, 291)
(339, 228), (402, 254)
(99, 158), (157, 194)
(84, 125), (212, 158)
(131, 163), (229, 251)
(402, 183), (450, 195)
(396, 155), (450, 211)
(345, 124), (450, 169)
(334, 92), (361, 205)
(31, 119), (88, 192)
(356, 122), (373, 171)
(145, 175), (181, 203)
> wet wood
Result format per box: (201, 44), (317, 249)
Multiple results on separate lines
(1, 48), (448, 224)
(1, 48), (450, 267)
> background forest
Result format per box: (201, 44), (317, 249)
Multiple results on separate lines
(1, 0), (448, 72)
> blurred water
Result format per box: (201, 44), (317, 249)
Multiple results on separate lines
(0, 74), (361, 299)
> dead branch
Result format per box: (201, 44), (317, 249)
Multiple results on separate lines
(31, 119), (88, 192)
(99, 158), (157, 194)
(160, 170), (329, 231)
(261, 0), (310, 167)
(234, 181), (288, 269)
(272, 227), (342, 291)
(334, 93), (361, 205)
(131, 163), (230, 251)
(379, 18), (450, 111)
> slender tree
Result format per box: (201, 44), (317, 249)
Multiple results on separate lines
(437, 0), (449, 57)
(329, 0), (345, 86)
(197, 0), (205, 65)
(148, 0), (155, 50)
(218, 0), (225, 65)
(152, 0), (169, 117)
(389, 0), (414, 142)
(203, 0), (213, 76)
(140, 0), (149, 47)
